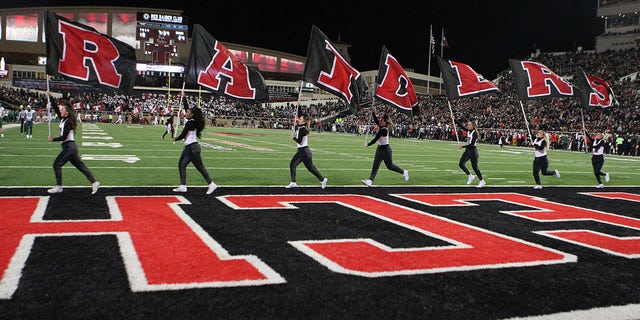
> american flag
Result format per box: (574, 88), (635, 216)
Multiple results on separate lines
(429, 30), (436, 54)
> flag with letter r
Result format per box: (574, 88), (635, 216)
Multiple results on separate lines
(44, 9), (136, 93)
(508, 59), (574, 101)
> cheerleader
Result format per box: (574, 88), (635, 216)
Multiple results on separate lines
(584, 130), (610, 188)
(286, 114), (328, 189)
(362, 112), (408, 187)
(172, 102), (217, 194)
(46, 94), (100, 194)
(455, 119), (486, 188)
(531, 129), (560, 189)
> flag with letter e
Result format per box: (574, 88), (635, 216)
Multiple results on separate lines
(303, 25), (368, 114)
(437, 56), (500, 100)
(575, 67), (619, 109)
(375, 46), (418, 116)
(44, 9), (136, 93)
(185, 24), (268, 101)
(508, 59), (574, 101)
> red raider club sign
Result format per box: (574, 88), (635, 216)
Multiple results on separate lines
(508, 59), (574, 101)
(303, 25), (368, 113)
(437, 56), (500, 100)
(575, 67), (620, 109)
(44, 9), (136, 93)
(185, 24), (268, 101)
(2, 192), (640, 298)
(375, 46), (419, 116)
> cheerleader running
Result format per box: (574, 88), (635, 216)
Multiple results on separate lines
(286, 114), (328, 189)
(456, 119), (486, 188)
(584, 130), (610, 188)
(362, 112), (408, 187)
(531, 129), (560, 189)
(172, 100), (217, 194)
(46, 93), (100, 194)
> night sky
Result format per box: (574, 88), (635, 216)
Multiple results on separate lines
(4, 0), (604, 79)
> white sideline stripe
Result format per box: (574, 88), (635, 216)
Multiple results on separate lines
(502, 303), (640, 320)
(4, 184), (640, 189)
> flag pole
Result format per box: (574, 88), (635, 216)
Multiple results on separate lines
(580, 107), (588, 152)
(46, 75), (52, 137)
(439, 27), (445, 95)
(364, 97), (377, 143)
(294, 80), (304, 132)
(427, 25), (433, 96)
(447, 100), (459, 145)
(519, 100), (533, 142)
(173, 82), (186, 144)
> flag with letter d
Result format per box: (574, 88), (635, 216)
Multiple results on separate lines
(375, 46), (418, 116)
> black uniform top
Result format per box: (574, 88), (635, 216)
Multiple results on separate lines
(456, 120), (478, 149)
(293, 124), (310, 148)
(585, 132), (605, 155)
(367, 113), (390, 146)
(49, 98), (74, 143)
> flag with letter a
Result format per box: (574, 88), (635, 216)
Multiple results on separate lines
(44, 9), (136, 93)
(302, 25), (368, 114)
(437, 56), (500, 100)
(375, 46), (419, 116)
(185, 24), (269, 101)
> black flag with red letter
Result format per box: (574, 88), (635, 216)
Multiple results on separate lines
(508, 59), (575, 101)
(437, 56), (500, 100)
(44, 9), (136, 93)
(575, 67), (619, 109)
(185, 24), (268, 101)
(303, 25), (368, 114)
(375, 46), (418, 116)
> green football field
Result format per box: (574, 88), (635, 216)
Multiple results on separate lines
(1, 122), (639, 188)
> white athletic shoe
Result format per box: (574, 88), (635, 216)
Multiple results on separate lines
(91, 181), (100, 195)
(321, 178), (328, 189)
(285, 182), (297, 188)
(403, 170), (409, 182)
(477, 180), (486, 188)
(555, 170), (561, 179)
(533, 185), (543, 189)
(173, 185), (187, 192)
(605, 173), (610, 183)
(206, 182), (218, 194)
(361, 179), (373, 187)
(596, 184), (605, 189)
(47, 186), (63, 194)
(467, 175), (476, 185)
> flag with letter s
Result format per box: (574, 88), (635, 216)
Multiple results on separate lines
(44, 9), (136, 93)
(574, 67), (619, 109)
(185, 24), (269, 101)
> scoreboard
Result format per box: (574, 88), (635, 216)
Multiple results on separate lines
(136, 12), (188, 44)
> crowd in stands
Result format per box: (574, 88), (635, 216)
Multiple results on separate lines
(2, 47), (639, 156)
